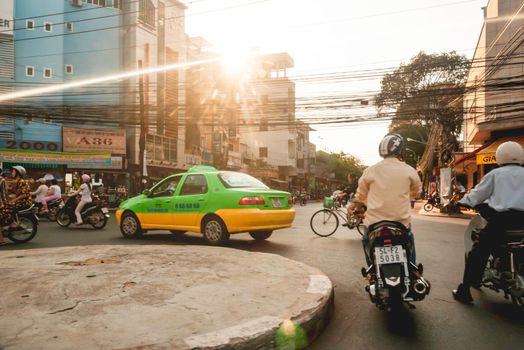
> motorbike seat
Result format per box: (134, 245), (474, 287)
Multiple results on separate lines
(500, 229), (524, 246)
(368, 220), (409, 234)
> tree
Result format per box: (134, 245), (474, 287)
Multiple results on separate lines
(315, 151), (365, 182)
(376, 51), (469, 173)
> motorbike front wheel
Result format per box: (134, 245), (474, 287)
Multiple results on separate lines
(56, 209), (72, 227)
(423, 203), (434, 212)
(89, 209), (108, 229)
(6, 216), (38, 243)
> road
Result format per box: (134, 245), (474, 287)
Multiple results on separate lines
(2, 203), (523, 349)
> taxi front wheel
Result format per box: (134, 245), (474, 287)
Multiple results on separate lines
(249, 231), (273, 241)
(120, 212), (143, 238)
(202, 216), (230, 245)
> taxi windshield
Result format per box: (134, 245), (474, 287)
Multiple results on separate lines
(218, 172), (269, 189)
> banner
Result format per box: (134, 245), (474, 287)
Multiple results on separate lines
(476, 153), (496, 165)
(0, 149), (112, 166)
(0, 1), (14, 35)
(67, 156), (123, 170)
(63, 127), (126, 154)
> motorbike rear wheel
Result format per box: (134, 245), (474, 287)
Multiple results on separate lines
(47, 207), (59, 222)
(6, 216), (38, 243)
(89, 209), (108, 229)
(423, 203), (434, 212)
(56, 209), (71, 227)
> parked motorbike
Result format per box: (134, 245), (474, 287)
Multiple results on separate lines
(2, 205), (39, 243)
(56, 195), (109, 229)
(464, 213), (524, 311)
(362, 220), (430, 310)
(33, 198), (62, 221)
(423, 193), (441, 212)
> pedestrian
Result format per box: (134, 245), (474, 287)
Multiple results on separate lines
(347, 133), (422, 265)
(31, 178), (49, 204)
(452, 141), (524, 304)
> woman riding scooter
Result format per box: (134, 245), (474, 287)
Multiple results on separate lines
(70, 174), (92, 225)
(0, 166), (33, 241)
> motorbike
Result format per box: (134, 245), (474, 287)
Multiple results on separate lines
(299, 193), (307, 206)
(33, 198), (62, 221)
(2, 205), (39, 243)
(423, 193), (441, 212)
(56, 194), (110, 229)
(362, 220), (430, 310)
(464, 213), (524, 311)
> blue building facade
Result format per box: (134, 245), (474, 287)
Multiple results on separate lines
(1, 0), (124, 178)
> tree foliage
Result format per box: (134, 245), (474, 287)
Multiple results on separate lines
(315, 150), (365, 181)
(376, 51), (469, 136)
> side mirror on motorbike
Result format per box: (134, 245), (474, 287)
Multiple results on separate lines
(142, 189), (150, 196)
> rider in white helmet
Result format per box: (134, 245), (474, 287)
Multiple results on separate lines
(453, 141), (524, 304)
(348, 133), (422, 265)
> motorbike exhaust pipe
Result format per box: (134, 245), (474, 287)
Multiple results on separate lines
(413, 279), (428, 295)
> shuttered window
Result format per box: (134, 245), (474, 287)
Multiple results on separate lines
(0, 34), (14, 79)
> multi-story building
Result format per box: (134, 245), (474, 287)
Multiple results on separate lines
(0, 0), (188, 195)
(459, 0), (524, 187)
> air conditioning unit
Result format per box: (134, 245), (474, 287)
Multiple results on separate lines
(71, 0), (84, 7)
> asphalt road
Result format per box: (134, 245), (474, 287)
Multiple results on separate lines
(2, 203), (523, 350)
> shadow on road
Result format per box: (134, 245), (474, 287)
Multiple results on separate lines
(384, 306), (417, 338)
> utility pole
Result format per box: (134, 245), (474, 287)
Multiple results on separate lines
(138, 60), (147, 190)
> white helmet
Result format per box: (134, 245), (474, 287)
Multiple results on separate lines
(12, 165), (27, 178)
(496, 141), (524, 166)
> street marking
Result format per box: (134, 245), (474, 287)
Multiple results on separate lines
(307, 275), (332, 295)
(184, 316), (281, 348)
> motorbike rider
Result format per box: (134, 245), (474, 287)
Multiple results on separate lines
(41, 179), (62, 213)
(0, 168), (9, 245)
(31, 178), (49, 205)
(338, 173), (358, 205)
(347, 133), (422, 265)
(1, 166), (33, 232)
(70, 174), (92, 225)
(453, 141), (524, 304)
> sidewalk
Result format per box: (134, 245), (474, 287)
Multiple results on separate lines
(0, 245), (334, 350)
(413, 200), (476, 219)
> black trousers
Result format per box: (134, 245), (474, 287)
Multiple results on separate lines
(462, 204), (524, 286)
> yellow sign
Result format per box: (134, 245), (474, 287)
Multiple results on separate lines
(476, 153), (497, 165)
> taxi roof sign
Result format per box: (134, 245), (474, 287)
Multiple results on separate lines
(187, 165), (217, 173)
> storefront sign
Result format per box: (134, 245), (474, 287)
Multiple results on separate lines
(0, 140), (61, 152)
(63, 127), (126, 154)
(0, 1), (13, 35)
(67, 156), (124, 170)
(0, 149), (112, 166)
(476, 153), (496, 165)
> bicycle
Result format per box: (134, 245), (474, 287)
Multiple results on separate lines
(310, 195), (366, 237)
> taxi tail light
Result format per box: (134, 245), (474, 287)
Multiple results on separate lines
(239, 196), (265, 205)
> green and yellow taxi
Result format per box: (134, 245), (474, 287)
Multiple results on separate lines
(115, 165), (295, 244)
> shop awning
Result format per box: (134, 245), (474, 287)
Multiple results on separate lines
(475, 135), (524, 165)
(0, 149), (113, 166)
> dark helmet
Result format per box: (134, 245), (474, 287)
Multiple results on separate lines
(379, 133), (404, 158)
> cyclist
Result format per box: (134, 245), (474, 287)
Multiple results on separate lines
(347, 133), (422, 265)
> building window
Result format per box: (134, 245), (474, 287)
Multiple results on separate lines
(44, 22), (52, 32)
(65, 65), (73, 74)
(0, 131), (15, 140)
(138, 0), (156, 28)
(26, 20), (35, 30)
(66, 22), (73, 32)
(43, 68), (52, 78)
(25, 66), (34, 77)
(259, 147), (268, 158)
(260, 118), (268, 131)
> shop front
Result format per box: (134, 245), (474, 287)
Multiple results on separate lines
(62, 127), (129, 207)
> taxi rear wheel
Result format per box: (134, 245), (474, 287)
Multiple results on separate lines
(202, 216), (229, 245)
(120, 212), (143, 238)
(249, 231), (273, 241)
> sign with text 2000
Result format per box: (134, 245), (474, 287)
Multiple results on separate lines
(0, 140), (61, 151)
(63, 127), (126, 154)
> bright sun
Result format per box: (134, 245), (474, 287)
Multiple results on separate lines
(219, 46), (254, 74)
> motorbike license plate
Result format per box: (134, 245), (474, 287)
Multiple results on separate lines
(375, 246), (405, 265)
(101, 207), (109, 214)
(271, 198), (281, 208)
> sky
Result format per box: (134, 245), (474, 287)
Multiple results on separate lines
(184, 0), (487, 165)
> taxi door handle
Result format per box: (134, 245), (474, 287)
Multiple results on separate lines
(198, 198), (205, 201)
(164, 200), (171, 203)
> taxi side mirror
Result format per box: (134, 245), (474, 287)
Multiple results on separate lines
(142, 189), (150, 196)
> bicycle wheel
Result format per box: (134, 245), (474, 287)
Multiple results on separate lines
(310, 209), (339, 237)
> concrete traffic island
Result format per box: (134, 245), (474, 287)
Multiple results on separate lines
(0, 245), (334, 349)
